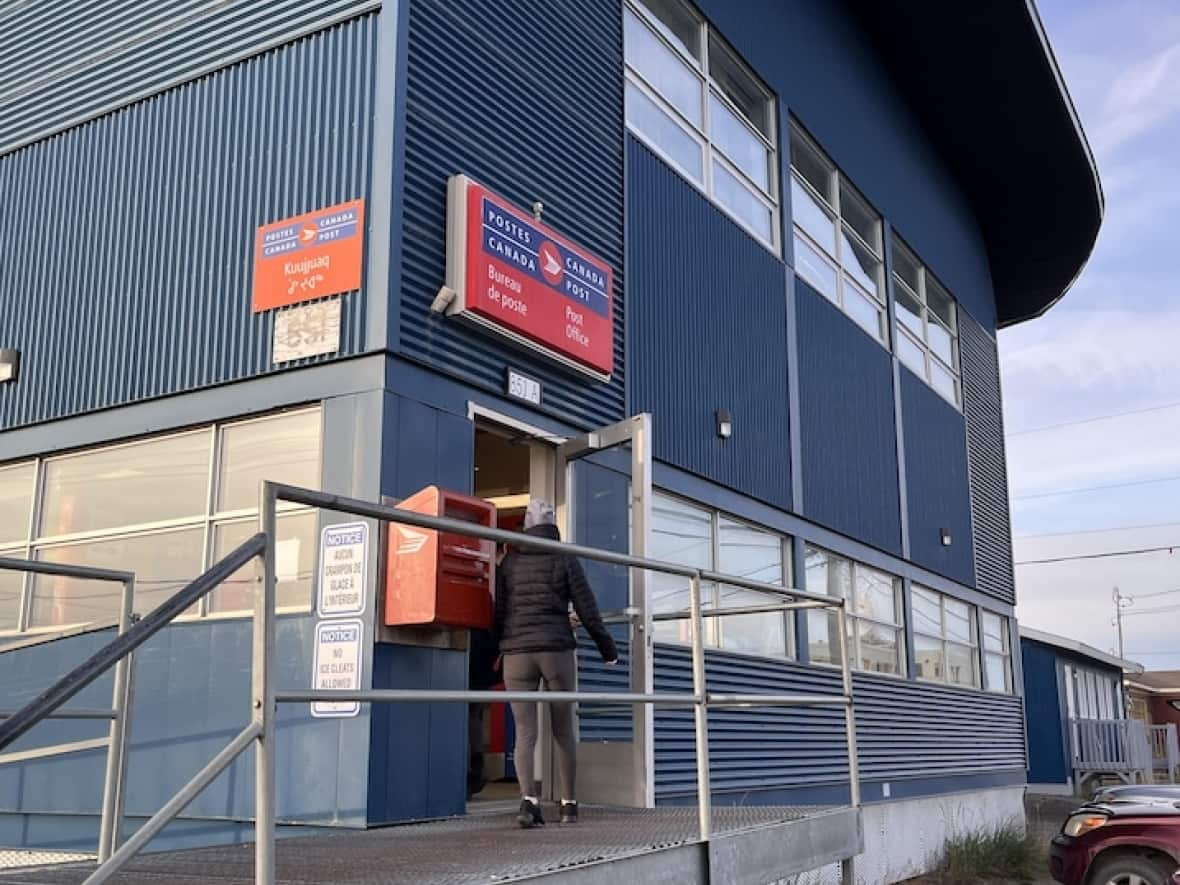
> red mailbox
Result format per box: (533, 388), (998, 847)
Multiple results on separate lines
(384, 486), (496, 629)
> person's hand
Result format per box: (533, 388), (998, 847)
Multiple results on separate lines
(604, 658), (618, 667)
(569, 613), (581, 628)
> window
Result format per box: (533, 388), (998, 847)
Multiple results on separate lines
(912, 586), (978, 688)
(650, 493), (792, 658)
(891, 238), (962, 406)
(624, 0), (779, 249)
(1067, 666), (1122, 720)
(789, 125), (887, 343)
(981, 612), (1013, 694)
(805, 546), (905, 675)
(0, 408), (322, 633)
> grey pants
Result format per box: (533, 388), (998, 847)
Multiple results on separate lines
(503, 651), (577, 801)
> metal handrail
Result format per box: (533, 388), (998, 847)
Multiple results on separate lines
(69, 481), (860, 885)
(0, 557), (136, 865)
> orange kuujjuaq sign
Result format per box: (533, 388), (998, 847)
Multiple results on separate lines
(252, 199), (365, 312)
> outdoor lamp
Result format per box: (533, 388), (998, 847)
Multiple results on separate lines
(716, 410), (733, 439)
(940, 528), (952, 547)
(0, 349), (19, 383)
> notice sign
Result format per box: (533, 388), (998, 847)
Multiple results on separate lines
(253, 198), (365, 312)
(441, 175), (614, 380)
(272, 298), (342, 365)
(317, 522), (367, 617)
(311, 619), (363, 718)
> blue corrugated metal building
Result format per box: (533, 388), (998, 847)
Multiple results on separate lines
(0, 0), (1102, 880)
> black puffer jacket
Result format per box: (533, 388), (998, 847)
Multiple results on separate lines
(495, 523), (618, 661)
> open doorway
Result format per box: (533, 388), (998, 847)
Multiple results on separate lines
(468, 423), (553, 808)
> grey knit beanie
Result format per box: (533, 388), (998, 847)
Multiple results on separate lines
(523, 499), (556, 529)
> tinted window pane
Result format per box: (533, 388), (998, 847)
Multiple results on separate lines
(855, 566), (897, 624)
(710, 94), (769, 191)
(791, 178), (836, 255)
(914, 633), (944, 681)
(947, 641), (978, 688)
(931, 360), (958, 404)
(944, 598), (973, 642)
(42, 432), (209, 536)
(845, 284), (884, 341)
(982, 612), (1006, 653)
(33, 528), (204, 627)
(708, 36), (769, 136)
(858, 621), (901, 675)
(808, 609), (841, 664)
(897, 330), (926, 376)
(0, 463), (34, 545)
(718, 587), (786, 657)
(650, 495), (712, 643)
(839, 183), (880, 253)
(895, 282), (923, 337)
(625, 9), (703, 125)
(626, 81), (704, 183)
(891, 240), (921, 293)
(912, 586), (942, 636)
(219, 411), (321, 513)
(635, 0), (700, 60)
(985, 652), (1010, 693)
(0, 555), (23, 631)
(211, 512), (316, 613)
(928, 319), (955, 366)
(713, 161), (773, 243)
(790, 132), (834, 204)
(927, 277), (956, 329)
(718, 518), (782, 585)
(841, 232), (881, 297)
(794, 235), (838, 302)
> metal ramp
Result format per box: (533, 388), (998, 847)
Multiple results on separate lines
(0, 805), (861, 885)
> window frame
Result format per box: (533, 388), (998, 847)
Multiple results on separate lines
(624, 0), (781, 253)
(0, 407), (323, 635)
(981, 610), (1014, 694)
(891, 237), (963, 407)
(788, 123), (888, 344)
(804, 545), (907, 677)
(912, 585), (980, 689)
(649, 490), (795, 660)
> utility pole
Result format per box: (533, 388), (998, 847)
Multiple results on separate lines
(1113, 587), (1133, 659)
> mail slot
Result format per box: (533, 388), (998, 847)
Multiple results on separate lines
(384, 485), (497, 629)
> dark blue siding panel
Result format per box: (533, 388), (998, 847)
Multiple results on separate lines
(1021, 639), (1068, 785)
(399, 0), (625, 430)
(654, 646), (1026, 800)
(961, 312), (1016, 603)
(696, 0), (995, 328)
(0, 618), (370, 829)
(0, 16), (378, 429)
(796, 280), (901, 555)
(900, 369), (976, 586)
(629, 139), (791, 510)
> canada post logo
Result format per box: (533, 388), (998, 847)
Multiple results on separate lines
(479, 198), (611, 319)
(261, 207), (360, 259)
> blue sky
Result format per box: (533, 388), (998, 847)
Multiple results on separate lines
(1002, 0), (1180, 669)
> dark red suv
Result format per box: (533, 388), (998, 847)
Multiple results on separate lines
(1051, 801), (1180, 885)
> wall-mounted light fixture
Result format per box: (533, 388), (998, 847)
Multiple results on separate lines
(939, 528), (952, 547)
(0, 349), (19, 383)
(716, 409), (732, 440)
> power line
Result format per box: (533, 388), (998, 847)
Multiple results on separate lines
(1015, 544), (1179, 566)
(1123, 604), (1180, 617)
(1007, 399), (1180, 437)
(1133, 587), (1180, 599)
(1013, 474), (1180, 501)
(1016, 521), (1180, 540)
(1127, 651), (1180, 656)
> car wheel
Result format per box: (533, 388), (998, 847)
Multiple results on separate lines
(1088, 854), (1175, 885)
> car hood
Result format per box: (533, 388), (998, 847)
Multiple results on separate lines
(1080, 800), (1180, 819)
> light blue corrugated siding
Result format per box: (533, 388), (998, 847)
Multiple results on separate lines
(0, 15), (377, 429)
(653, 646), (1026, 799)
(628, 138), (793, 511)
(0, 0), (380, 155)
(399, 0), (626, 430)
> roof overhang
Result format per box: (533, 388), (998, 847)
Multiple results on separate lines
(1020, 626), (1144, 674)
(848, 0), (1104, 328)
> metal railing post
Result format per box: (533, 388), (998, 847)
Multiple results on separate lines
(254, 483), (278, 885)
(688, 573), (711, 843)
(97, 575), (136, 862)
(836, 604), (860, 885)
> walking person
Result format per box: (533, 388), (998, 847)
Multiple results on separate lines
(495, 500), (617, 828)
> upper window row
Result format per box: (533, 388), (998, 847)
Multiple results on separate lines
(0, 408), (323, 633)
(624, 0), (779, 249)
(624, 0), (963, 405)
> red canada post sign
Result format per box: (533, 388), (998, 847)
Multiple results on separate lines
(252, 199), (365, 312)
(441, 175), (614, 380)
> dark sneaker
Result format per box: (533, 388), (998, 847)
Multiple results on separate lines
(560, 801), (578, 824)
(516, 798), (544, 829)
